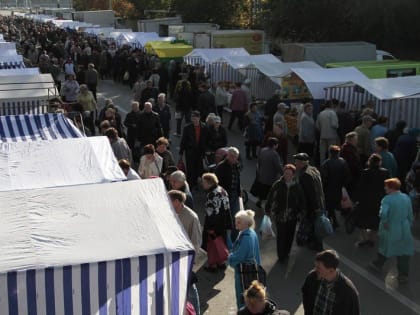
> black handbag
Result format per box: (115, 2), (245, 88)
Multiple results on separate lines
(239, 262), (267, 291)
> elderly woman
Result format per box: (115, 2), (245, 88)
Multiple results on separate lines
(265, 164), (305, 262)
(201, 173), (233, 271)
(77, 84), (97, 135)
(169, 170), (194, 209)
(138, 144), (163, 179)
(238, 281), (289, 315)
(369, 178), (414, 284)
(228, 210), (261, 309)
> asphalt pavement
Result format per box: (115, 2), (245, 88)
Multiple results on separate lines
(97, 79), (420, 315)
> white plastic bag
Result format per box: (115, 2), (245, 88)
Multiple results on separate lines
(259, 215), (276, 239)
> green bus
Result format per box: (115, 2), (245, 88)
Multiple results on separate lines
(325, 60), (420, 79)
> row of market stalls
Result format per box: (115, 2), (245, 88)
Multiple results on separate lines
(0, 113), (195, 314)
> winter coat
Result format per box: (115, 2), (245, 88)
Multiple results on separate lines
(297, 165), (325, 220)
(265, 178), (305, 223)
(244, 110), (264, 143)
(302, 270), (360, 315)
(378, 191), (414, 257)
(340, 142), (362, 192)
(354, 167), (390, 230)
(197, 90), (216, 121)
(136, 111), (163, 145)
(321, 157), (351, 210)
(238, 300), (290, 315)
(202, 185), (233, 251)
(257, 147), (283, 186)
(206, 125), (228, 152)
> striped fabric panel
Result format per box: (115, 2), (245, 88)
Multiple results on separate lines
(0, 100), (49, 116)
(0, 113), (83, 142)
(0, 251), (194, 315)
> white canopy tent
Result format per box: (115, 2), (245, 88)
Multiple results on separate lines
(0, 137), (126, 191)
(184, 48), (250, 65)
(0, 74), (57, 115)
(0, 67), (38, 76)
(325, 75), (420, 128)
(0, 179), (194, 315)
(291, 67), (369, 99)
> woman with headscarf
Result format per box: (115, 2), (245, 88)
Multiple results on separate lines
(77, 84), (97, 135)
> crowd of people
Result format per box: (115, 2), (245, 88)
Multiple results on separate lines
(1, 14), (420, 315)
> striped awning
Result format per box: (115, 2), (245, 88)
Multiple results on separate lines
(0, 251), (194, 315)
(0, 61), (25, 69)
(0, 113), (84, 142)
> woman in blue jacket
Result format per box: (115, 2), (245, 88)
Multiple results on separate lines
(369, 178), (414, 284)
(228, 210), (261, 309)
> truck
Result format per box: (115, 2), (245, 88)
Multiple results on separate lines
(137, 16), (182, 34)
(210, 30), (265, 54)
(72, 10), (115, 27)
(281, 41), (378, 66)
(326, 60), (420, 79)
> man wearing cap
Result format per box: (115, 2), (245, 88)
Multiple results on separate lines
(316, 101), (339, 164)
(294, 152), (325, 251)
(179, 111), (209, 189)
(354, 115), (375, 167)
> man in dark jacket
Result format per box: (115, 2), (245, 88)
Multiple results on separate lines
(197, 83), (216, 122)
(215, 146), (242, 241)
(179, 111), (209, 189)
(123, 101), (141, 150)
(302, 250), (360, 315)
(321, 145), (351, 228)
(137, 102), (163, 148)
(153, 93), (171, 139)
(384, 120), (406, 152)
(340, 132), (361, 198)
(294, 152), (325, 251)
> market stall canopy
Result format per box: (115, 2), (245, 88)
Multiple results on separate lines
(145, 41), (193, 59)
(255, 61), (322, 78)
(220, 54), (280, 69)
(0, 136), (127, 191)
(0, 178), (193, 273)
(0, 74), (56, 100)
(291, 67), (368, 99)
(0, 113), (83, 142)
(184, 48), (249, 64)
(0, 67), (38, 76)
(332, 75), (420, 100)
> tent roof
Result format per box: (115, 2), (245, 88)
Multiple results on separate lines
(220, 54), (280, 69)
(0, 113), (83, 142)
(0, 137), (126, 192)
(0, 74), (56, 99)
(185, 48), (249, 63)
(145, 41), (193, 58)
(0, 179), (193, 273)
(0, 68), (38, 76)
(330, 75), (420, 100)
(291, 67), (369, 99)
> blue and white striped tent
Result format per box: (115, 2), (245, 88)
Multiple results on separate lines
(0, 179), (194, 315)
(0, 113), (83, 142)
